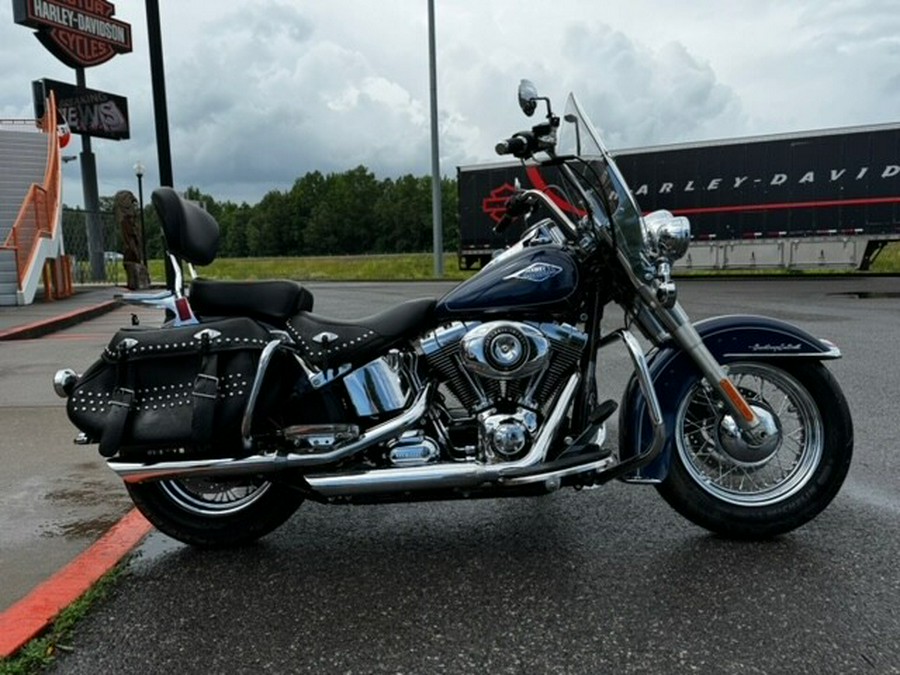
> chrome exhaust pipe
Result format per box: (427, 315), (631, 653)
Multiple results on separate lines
(109, 384), (431, 484)
(304, 374), (580, 496)
(110, 375), (584, 497)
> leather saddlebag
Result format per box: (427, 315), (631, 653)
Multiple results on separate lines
(67, 317), (272, 458)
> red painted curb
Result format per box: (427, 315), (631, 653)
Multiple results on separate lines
(0, 508), (153, 658)
(0, 299), (120, 341)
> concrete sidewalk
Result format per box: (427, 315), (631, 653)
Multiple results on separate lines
(0, 285), (122, 341)
(0, 286), (155, 657)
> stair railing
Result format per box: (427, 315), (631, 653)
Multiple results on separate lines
(1, 93), (62, 293)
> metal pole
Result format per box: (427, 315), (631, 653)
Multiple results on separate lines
(76, 67), (105, 281)
(428, 0), (443, 278)
(134, 163), (147, 269)
(145, 0), (173, 189)
(145, 0), (178, 295)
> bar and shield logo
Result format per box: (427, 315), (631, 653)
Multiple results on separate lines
(13, 0), (133, 68)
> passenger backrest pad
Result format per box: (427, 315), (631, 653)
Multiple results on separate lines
(151, 187), (220, 266)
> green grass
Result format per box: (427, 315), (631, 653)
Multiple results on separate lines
(871, 242), (900, 272)
(0, 567), (123, 675)
(134, 243), (899, 285)
(147, 253), (474, 282)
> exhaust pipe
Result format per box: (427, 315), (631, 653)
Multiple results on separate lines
(110, 375), (584, 497)
(109, 384), (431, 484)
(305, 374), (580, 496)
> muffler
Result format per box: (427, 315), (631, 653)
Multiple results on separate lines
(304, 374), (580, 496)
(110, 375), (586, 498)
(108, 384), (431, 484)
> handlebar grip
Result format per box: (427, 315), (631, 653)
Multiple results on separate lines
(493, 213), (513, 234)
(495, 134), (529, 156)
(492, 192), (536, 234)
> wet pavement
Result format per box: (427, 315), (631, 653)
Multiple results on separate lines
(1, 276), (899, 670)
(0, 287), (155, 612)
(44, 276), (900, 674)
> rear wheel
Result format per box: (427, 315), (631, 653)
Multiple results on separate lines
(656, 361), (852, 539)
(127, 475), (303, 548)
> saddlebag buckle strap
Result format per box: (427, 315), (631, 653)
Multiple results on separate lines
(191, 350), (219, 446)
(99, 387), (134, 458)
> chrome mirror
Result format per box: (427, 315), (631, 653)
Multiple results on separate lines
(518, 79), (539, 117)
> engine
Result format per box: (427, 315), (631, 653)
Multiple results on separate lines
(419, 320), (587, 462)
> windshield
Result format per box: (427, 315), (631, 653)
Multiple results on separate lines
(556, 93), (654, 281)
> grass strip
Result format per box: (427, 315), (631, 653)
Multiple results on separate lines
(0, 567), (123, 675)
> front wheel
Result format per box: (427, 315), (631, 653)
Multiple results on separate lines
(127, 476), (303, 548)
(656, 361), (853, 539)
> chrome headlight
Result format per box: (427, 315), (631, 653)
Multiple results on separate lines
(642, 210), (691, 262)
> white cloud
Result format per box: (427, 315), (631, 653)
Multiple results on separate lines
(0, 0), (898, 205)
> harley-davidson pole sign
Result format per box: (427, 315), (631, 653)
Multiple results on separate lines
(13, 0), (132, 68)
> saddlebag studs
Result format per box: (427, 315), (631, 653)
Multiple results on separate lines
(66, 317), (274, 458)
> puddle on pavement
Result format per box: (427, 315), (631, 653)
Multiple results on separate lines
(38, 477), (133, 541)
(829, 292), (900, 299)
(128, 530), (185, 570)
(40, 515), (122, 539)
(45, 480), (114, 503)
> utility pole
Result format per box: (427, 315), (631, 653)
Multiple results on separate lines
(76, 67), (104, 281)
(145, 0), (178, 292)
(428, 0), (443, 278)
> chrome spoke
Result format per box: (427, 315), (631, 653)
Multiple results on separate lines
(160, 476), (272, 517)
(676, 363), (824, 507)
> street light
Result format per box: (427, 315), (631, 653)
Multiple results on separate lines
(133, 161), (148, 269)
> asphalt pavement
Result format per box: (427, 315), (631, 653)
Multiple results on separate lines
(0, 285), (153, 655)
(1, 276), (899, 671)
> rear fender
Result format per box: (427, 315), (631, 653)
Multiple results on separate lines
(618, 314), (841, 483)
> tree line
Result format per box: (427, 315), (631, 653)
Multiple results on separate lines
(62, 166), (459, 260)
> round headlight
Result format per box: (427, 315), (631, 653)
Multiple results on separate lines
(643, 210), (691, 262)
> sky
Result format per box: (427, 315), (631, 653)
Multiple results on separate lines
(2, 0), (900, 207)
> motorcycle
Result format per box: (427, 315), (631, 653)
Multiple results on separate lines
(53, 80), (853, 547)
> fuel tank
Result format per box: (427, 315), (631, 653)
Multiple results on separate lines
(436, 245), (579, 320)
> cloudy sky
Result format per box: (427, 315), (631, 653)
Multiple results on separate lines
(2, 1), (899, 207)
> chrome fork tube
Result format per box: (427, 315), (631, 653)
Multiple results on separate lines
(651, 295), (762, 434)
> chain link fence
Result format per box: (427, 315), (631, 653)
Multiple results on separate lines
(62, 208), (124, 284)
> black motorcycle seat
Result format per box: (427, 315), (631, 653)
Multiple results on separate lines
(189, 278), (314, 323)
(288, 297), (436, 371)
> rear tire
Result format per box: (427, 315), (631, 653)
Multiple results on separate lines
(656, 361), (852, 539)
(127, 476), (303, 548)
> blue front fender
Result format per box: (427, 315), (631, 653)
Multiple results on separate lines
(617, 314), (841, 483)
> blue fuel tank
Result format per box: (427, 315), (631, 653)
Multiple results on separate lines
(436, 245), (579, 320)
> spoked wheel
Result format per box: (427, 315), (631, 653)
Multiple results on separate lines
(657, 361), (852, 539)
(127, 475), (303, 548)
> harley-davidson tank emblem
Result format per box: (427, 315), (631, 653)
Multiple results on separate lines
(503, 263), (563, 283)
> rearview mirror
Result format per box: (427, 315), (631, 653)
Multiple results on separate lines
(518, 79), (539, 117)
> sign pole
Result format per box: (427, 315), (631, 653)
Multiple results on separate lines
(76, 67), (105, 282)
(428, 0), (443, 278)
(145, 0), (178, 294)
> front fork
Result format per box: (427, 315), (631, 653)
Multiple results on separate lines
(633, 289), (773, 447)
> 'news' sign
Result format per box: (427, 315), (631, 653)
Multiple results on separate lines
(33, 78), (129, 141)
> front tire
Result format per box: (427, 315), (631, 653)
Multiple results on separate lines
(127, 476), (303, 548)
(656, 361), (852, 539)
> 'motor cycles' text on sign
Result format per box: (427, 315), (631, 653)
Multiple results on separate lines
(13, 0), (132, 68)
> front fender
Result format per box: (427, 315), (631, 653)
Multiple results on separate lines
(617, 314), (840, 483)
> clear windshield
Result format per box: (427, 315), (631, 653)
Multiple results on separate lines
(556, 94), (654, 281)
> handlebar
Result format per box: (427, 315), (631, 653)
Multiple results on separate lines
(495, 132), (533, 158)
(494, 191), (537, 233)
(492, 187), (583, 243)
